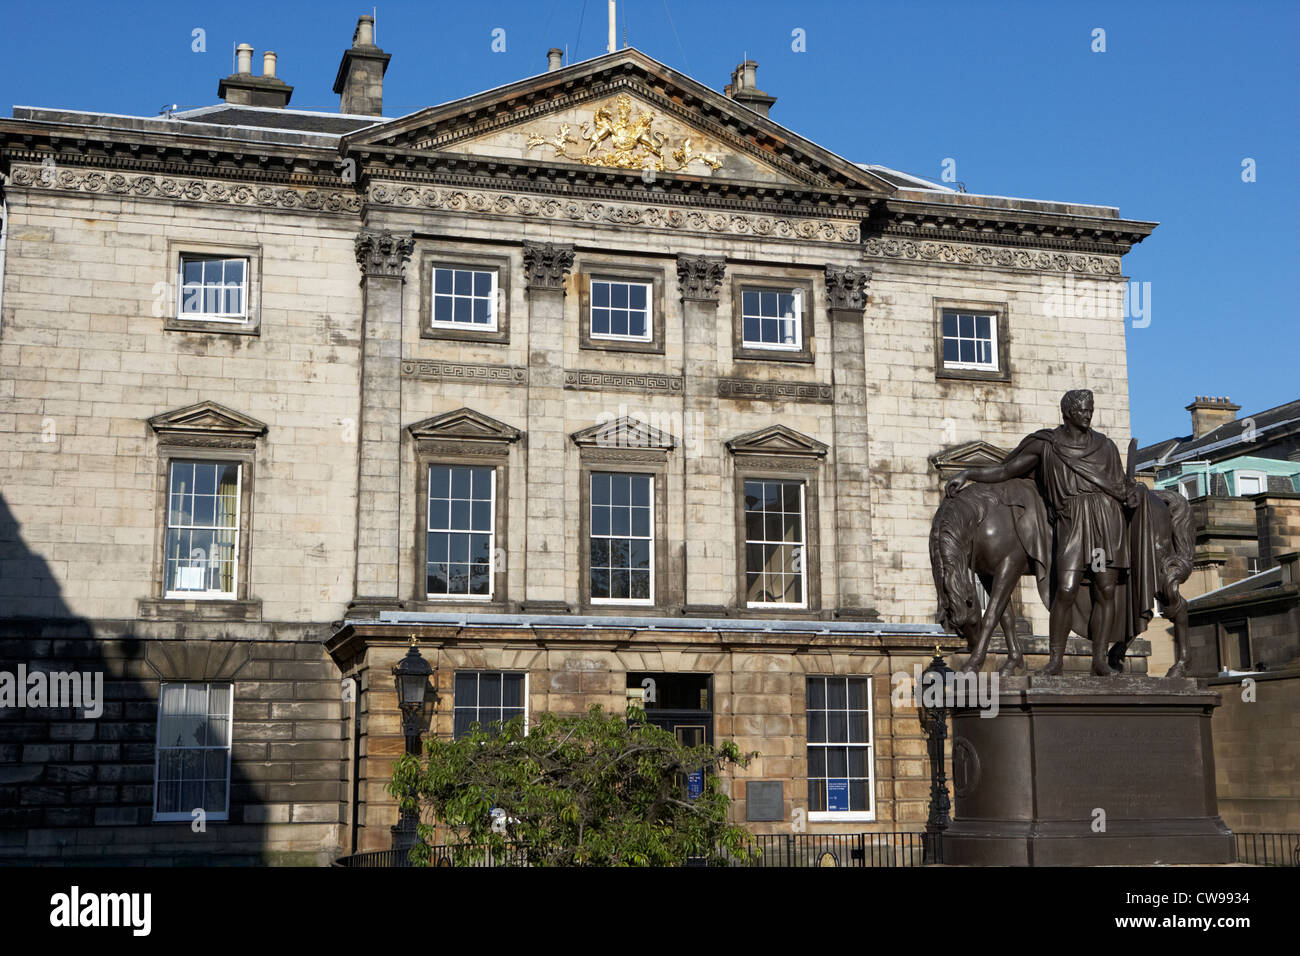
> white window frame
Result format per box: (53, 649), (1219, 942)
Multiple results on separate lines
(425, 465), (496, 601)
(744, 478), (808, 609)
(806, 675), (875, 823)
(940, 309), (999, 371)
(153, 681), (233, 823)
(740, 286), (804, 352)
(164, 460), (241, 600)
(1178, 475), (1201, 499)
(589, 277), (653, 343)
(430, 264), (499, 332)
(1235, 470), (1266, 496)
(452, 671), (529, 739)
(589, 472), (655, 606)
(177, 254), (250, 323)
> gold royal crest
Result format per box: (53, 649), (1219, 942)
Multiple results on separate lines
(526, 94), (722, 173)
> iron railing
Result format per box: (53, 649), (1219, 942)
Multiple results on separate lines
(332, 831), (942, 867)
(334, 832), (1298, 867)
(1234, 832), (1300, 866)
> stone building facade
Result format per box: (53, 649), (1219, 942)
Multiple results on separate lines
(0, 17), (1154, 862)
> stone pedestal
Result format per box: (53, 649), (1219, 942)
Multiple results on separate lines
(942, 675), (1235, 865)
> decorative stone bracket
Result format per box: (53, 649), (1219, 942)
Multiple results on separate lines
(355, 229), (414, 278)
(522, 240), (575, 291)
(677, 254), (726, 302)
(825, 265), (871, 311)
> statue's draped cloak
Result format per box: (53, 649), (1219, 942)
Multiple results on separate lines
(1008, 426), (1158, 643)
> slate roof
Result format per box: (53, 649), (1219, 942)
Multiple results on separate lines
(1134, 397), (1300, 470)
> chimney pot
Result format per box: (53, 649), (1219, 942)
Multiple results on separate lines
(235, 43), (254, 76)
(725, 60), (776, 118)
(335, 14), (391, 116)
(355, 14), (375, 47)
(262, 51), (277, 79)
(547, 48), (563, 72)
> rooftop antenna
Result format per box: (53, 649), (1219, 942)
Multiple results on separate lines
(373, 6), (377, 45)
(607, 0), (616, 54)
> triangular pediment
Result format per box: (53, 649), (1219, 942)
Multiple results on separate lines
(407, 407), (522, 444)
(149, 401), (267, 441)
(343, 49), (895, 194)
(726, 424), (827, 459)
(571, 415), (677, 452)
(929, 440), (1010, 475)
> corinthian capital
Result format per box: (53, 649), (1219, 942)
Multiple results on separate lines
(522, 241), (575, 291)
(825, 265), (872, 311)
(355, 230), (414, 279)
(676, 255), (726, 303)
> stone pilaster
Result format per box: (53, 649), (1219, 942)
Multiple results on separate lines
(826, 265), (878, 619)
(351, 230), (414, 612)
(678, 255), (729, 611)
(521, 241), (575, 612)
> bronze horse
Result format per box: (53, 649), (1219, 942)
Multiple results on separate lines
(930, 479), (1194, 675)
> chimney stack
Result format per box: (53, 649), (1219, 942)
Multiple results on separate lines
(725, 60), (776, 118)
(547, 48), (563, 72)
(218, 42), (293, 108)
(334, 14), (391, 117)
(1186, 395), (1241, 439)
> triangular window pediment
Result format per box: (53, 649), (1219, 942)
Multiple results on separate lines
(571, 415), (677, 452)
(726, 424), (827, 459)
(407, 408), (522, 444)
(929, 440), (1010, 475)
(149, 401), (267, 444)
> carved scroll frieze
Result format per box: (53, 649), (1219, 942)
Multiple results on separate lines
(8, 164), (361, 214)
(365, 183), (862, 244)
(863, 237), (1121, 276)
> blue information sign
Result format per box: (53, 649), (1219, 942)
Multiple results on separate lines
(827, 778), (849, 811)
(687, 770), (704, 799)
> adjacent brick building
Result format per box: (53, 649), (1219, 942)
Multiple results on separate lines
(0, 15), (1156, 862)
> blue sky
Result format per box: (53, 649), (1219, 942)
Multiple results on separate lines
(2, 0), (1295, 442)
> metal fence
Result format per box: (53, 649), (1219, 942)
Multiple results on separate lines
(746, 831), (938, 867)
(333, 831), (942, 867)
(334, 832), (1299, 867)
(1234, 832), (1300, 866)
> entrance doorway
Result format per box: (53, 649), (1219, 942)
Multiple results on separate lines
(627, 672), (713, 744)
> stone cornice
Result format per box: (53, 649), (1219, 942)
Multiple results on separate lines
(0, 129), (344, 185)
(872, 199), (1155, 256)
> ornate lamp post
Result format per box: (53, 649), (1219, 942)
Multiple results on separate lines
(920, 646), (953, 863)
(391, 638), (433, 853)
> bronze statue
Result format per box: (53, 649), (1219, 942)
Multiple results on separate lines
(934, 389), (1193, 676)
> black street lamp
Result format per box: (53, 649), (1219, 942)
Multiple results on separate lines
(391, 638), (433, 853)
(920, 646), (953, 863)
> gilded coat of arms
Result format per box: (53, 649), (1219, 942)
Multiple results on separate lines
(526, 94), (722, 173)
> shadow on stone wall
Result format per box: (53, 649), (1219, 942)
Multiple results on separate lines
(0, 493), (280, 864)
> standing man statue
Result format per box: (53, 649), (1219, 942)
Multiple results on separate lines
(945, 389), (1154, 676)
